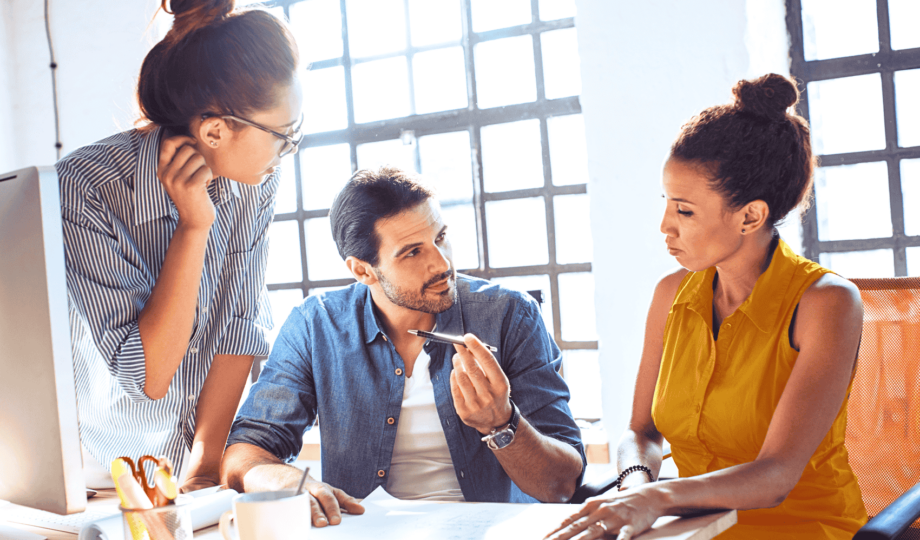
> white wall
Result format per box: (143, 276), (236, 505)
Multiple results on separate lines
(0, 0), (160, 173)
(574, 0), (794, 456)
(0, 0), (16, 170)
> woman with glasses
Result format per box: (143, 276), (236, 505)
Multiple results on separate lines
(55, 0), (302, 492)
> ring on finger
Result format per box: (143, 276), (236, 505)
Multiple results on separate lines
(597, 520), (609, 532)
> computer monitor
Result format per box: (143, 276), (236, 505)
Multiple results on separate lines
(0, 166), (86, 515)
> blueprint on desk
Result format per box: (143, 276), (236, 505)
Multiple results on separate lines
(311, 486), (736, 540)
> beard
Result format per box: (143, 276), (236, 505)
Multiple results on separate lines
(374, 267), (458, 314)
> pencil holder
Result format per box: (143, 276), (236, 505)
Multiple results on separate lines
(120, 496), (193, 540)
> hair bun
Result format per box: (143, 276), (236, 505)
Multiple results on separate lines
(163, 0), (235, 43)
(732, 73), (798, 122)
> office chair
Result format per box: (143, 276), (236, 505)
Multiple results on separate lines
(849, 277), (920, 540)
(568, 468), (620, 505)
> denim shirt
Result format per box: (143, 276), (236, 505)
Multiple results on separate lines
(228, 275), (586, 503)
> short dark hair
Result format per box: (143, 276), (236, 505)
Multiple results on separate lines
(669, 73), (815, 228)
(137, 0), (299, 134)
(330, 167), (434, 266)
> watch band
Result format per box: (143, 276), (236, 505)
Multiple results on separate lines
(481, 400), (521, 450)
(494, 399), (520, 432)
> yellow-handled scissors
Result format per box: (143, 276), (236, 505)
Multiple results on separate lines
(117, 455), (176, 507)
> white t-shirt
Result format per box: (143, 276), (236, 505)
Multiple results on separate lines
(385, 346), (465, 501)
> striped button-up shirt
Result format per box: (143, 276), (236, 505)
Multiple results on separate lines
(56, 127), (277, 474)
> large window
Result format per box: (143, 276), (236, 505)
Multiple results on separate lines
(787, 0), (920, 277)
(254, 0), (601, 420)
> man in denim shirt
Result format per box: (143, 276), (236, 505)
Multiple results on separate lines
(223, 167), (586, 527)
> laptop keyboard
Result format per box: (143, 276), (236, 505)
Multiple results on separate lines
(0, 506), (116, 534)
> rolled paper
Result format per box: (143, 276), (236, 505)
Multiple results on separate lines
(77, 489), (239, 540)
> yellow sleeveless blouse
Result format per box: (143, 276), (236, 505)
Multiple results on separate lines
(652, 239), (867, 539)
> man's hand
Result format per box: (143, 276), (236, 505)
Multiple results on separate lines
(303, 480), (365, 527)
(179, 475), (221, 494)
(224, 443), (365, 527)
(157, 135), (216, 231)
(449, 333), (512, 435)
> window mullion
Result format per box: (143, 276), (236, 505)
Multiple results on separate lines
(339, 0), (358, 172)
(403, 0), (417, 118)
(785, 0), (821, 263)
(878, 0), (907, 276)
(460, 0), (488, 273)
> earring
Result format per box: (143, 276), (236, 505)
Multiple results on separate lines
(741, 229), (746, 234)
(209, 140), (218, 147)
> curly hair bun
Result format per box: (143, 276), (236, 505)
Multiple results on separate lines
(732, 73), (798, 122)
(163, 0), (235, 43)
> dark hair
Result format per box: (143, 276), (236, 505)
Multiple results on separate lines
(669, 73), (814, 227)
(137, 0), (299, 135)
(330, 167), (434, 266)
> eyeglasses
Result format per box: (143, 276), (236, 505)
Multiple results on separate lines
(202, 112), (304, 158)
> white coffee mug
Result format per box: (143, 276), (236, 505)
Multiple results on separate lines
(219, 490), (311, 540)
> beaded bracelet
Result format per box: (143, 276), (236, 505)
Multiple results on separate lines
(614, 464), (654, 490)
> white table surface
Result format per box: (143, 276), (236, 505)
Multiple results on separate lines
(1, 487), (735, 540)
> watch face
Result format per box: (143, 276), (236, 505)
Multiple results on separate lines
(492, 430), (515, 449)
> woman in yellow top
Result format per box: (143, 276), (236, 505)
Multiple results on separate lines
(547, 74), (867, 540)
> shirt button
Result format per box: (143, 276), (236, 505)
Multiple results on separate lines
(202, 307), (208, 314)
(387, 417), (395, 425)
(695, 404), (701, 413)
(187, 395), (194, 401)
(190, 347), (198, 354)
(725, 323), (732, 329)
(460, 471), (465, 478)
(382, 335), (388, 342)
(377, 470), (386, 478)
(395, 368), (403, 376)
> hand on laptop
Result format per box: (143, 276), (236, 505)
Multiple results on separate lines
(450, 334), (513, 435)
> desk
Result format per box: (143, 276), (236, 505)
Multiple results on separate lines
(4, 488), (736, 540)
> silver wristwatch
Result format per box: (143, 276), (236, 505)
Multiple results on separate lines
(481, 400), (521, 451)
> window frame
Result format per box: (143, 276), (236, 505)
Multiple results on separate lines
(265, 0), (597, 353)
(786, 0), (920, 275)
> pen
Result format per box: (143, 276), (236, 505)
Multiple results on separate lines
(295, 466), (311, 496)
(408, 329), (498, 353)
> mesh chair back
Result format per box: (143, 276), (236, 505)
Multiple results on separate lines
(847, 277), (920, 535)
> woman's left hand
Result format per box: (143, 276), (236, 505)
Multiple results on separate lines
(544, 486), (663, 540)
(179, 475), (222, 494)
